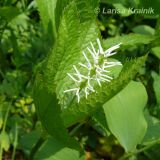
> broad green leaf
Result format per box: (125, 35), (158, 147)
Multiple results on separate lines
(102, 34), (154, 50)
(151, 71), (160, 104)
(34, 137), (84, 160)
(34, 0), (99, 143)
(33, 75), (79, 148)
(132, 25), (155, 36)
(61, 55), (147, 127)
(34, 76), (67, 141)
(0, 131), (10, 151)
(103, 81), (148, 152)
(34, 0), (147, 137)
(42, 0), (99, 102)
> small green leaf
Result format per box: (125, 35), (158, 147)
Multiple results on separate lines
(102, 34), (154, 50)
(0, 131), (10, 151)
(132, 25), (155, 36)
(0, 102), (10, 129)
(155, 17), (160, 37)
(36, 0), (57, 40)
(103, 81), (148, 152)
(113, 3), (131, 17)
(151, 71), (160, 104)
(36, 0), (71, 43)
(151, 46), (160, 59)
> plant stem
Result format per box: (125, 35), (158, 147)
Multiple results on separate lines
(0, 103), (11, 160)
(119, 139), (160, 160)
(2, 103), (11, 132)
(69, 122), (84, 137)
(0, 148), (2, 160)
(11, 123), (18, 160)
(29, 136), (45, 160)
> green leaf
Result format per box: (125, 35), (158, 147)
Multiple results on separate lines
(75, 0), (99, 22)
(34, 137), (84, 160)
(36, 0), (98, 42)
(103, 81), (148, 152)
(0, 6), (19, 21)
(44, 0), (99, 85)
(34, 0), (99, 143)
(0, 102), (9, 129)
(0, 131), (10, 151)
(34, 77), (67, 140)
(36, 0), (57, 39)
(34, 1), (147, 134)
(139, 0), (160, 15)
(151, 47), (160, 59)
(132, 25), (155, 36)
(101, 0), (127, 5)
(102, 33), (154, 49)
(42, 0), (99, 100)
(36, 0), (71, 43)
(155, 17), (160, 37)
(143, 111), (160, 145)
(33, 74), (79, 148)
(101, 0), (140, 7)
(9, 13), (29, 29)
(61, 55), (147, 127)
(113, 3), (131, 17)
(92, 108), (110, 135)
(19, 130), (41, 154)
(151, 71), (160, 104)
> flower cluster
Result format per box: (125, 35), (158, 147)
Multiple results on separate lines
(64, 38), (122, 103)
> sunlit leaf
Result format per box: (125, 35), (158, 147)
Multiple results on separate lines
(103, 81), (148, 152)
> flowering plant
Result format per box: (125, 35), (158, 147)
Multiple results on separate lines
(64, 39), (122, 102)
(33, 0), (153, 159)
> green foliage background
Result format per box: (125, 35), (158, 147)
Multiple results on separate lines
(0, 0), (160, 160)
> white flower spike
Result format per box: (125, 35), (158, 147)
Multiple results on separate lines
(64, 38), (122, 103)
